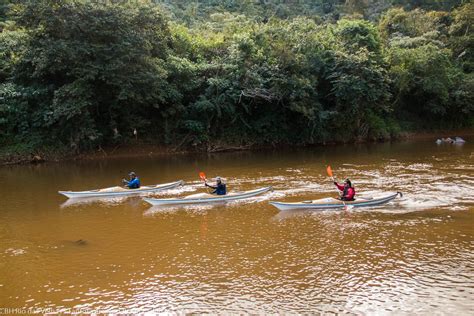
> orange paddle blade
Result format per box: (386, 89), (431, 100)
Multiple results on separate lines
(326, 165), (333, 178)
(199, 172), (206, 180)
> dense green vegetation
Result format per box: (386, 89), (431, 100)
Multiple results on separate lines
(0, 0), (472, 158)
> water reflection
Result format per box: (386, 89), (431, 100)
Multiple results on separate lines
(144, 204), (219, 216)
(60, 196), (130, 208)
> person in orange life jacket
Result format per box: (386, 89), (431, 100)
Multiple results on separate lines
(122, 172), (140, 189)
(334, 178), (355, 201)
(205, 176), (227, 195)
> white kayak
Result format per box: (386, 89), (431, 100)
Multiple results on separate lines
(143, 186), (273, 206)
(269, 192), (402, 211)
(58, 180), (184, 199)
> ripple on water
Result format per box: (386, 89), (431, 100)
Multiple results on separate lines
(71, 214), (472, 313)
(4, 248), (27, 256)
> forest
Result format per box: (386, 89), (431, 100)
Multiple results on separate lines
(0, 0), (472, 159)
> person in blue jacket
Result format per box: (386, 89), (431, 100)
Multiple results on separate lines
(205, 176), (226, 195)
(122, 172), (140, 189)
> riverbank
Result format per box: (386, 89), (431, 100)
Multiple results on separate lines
(1, 129), (472, 166)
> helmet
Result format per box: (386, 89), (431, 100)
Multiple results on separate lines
(129, 172), (136, 177)
(215, 176), (226, 184)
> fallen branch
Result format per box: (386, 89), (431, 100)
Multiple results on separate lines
(172, 133), (191, 152)
(207, 144), (252, 153)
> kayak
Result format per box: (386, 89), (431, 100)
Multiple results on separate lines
(143, 186), (273, 206)
(269, 192), (402, 211)
(58, 180), (184, 199)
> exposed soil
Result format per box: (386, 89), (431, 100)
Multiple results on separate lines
(1, 128), (472, 166)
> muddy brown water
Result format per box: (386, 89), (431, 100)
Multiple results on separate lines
(0, 139), (473, 314)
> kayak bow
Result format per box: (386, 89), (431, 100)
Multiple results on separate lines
(269, 192), (402, 211)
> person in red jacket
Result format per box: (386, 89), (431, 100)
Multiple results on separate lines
(334, 179), (355, 201)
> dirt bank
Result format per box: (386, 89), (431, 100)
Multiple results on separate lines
(1, 129), (472, 166)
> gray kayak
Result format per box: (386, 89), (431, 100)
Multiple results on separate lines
(269, 192), (402, 211)
(59, 180), (184, 199)
(143, 186), (273, 206)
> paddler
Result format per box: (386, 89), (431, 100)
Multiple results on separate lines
(122, 171), (140, 189)
(334, 178), (355, 201)
(205, 176), (227, 195)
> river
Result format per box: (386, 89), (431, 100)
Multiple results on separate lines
(0, 138), (473, 314)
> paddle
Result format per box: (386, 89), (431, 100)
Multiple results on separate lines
(326, 165), (334, 180)
(199, 171), (212, 193)
(326, 165), (352, 210)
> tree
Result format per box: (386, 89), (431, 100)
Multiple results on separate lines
(449, 1), (474, 72)
(7, 0), (174, 149)
(388, 43), (455, 123)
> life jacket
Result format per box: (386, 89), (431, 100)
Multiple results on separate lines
(214, 183), (226, 195)
(342, 185), (355, 201)
(128, 177), (140, 189)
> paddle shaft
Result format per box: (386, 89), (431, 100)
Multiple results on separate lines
(199, 172), (213, 193)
